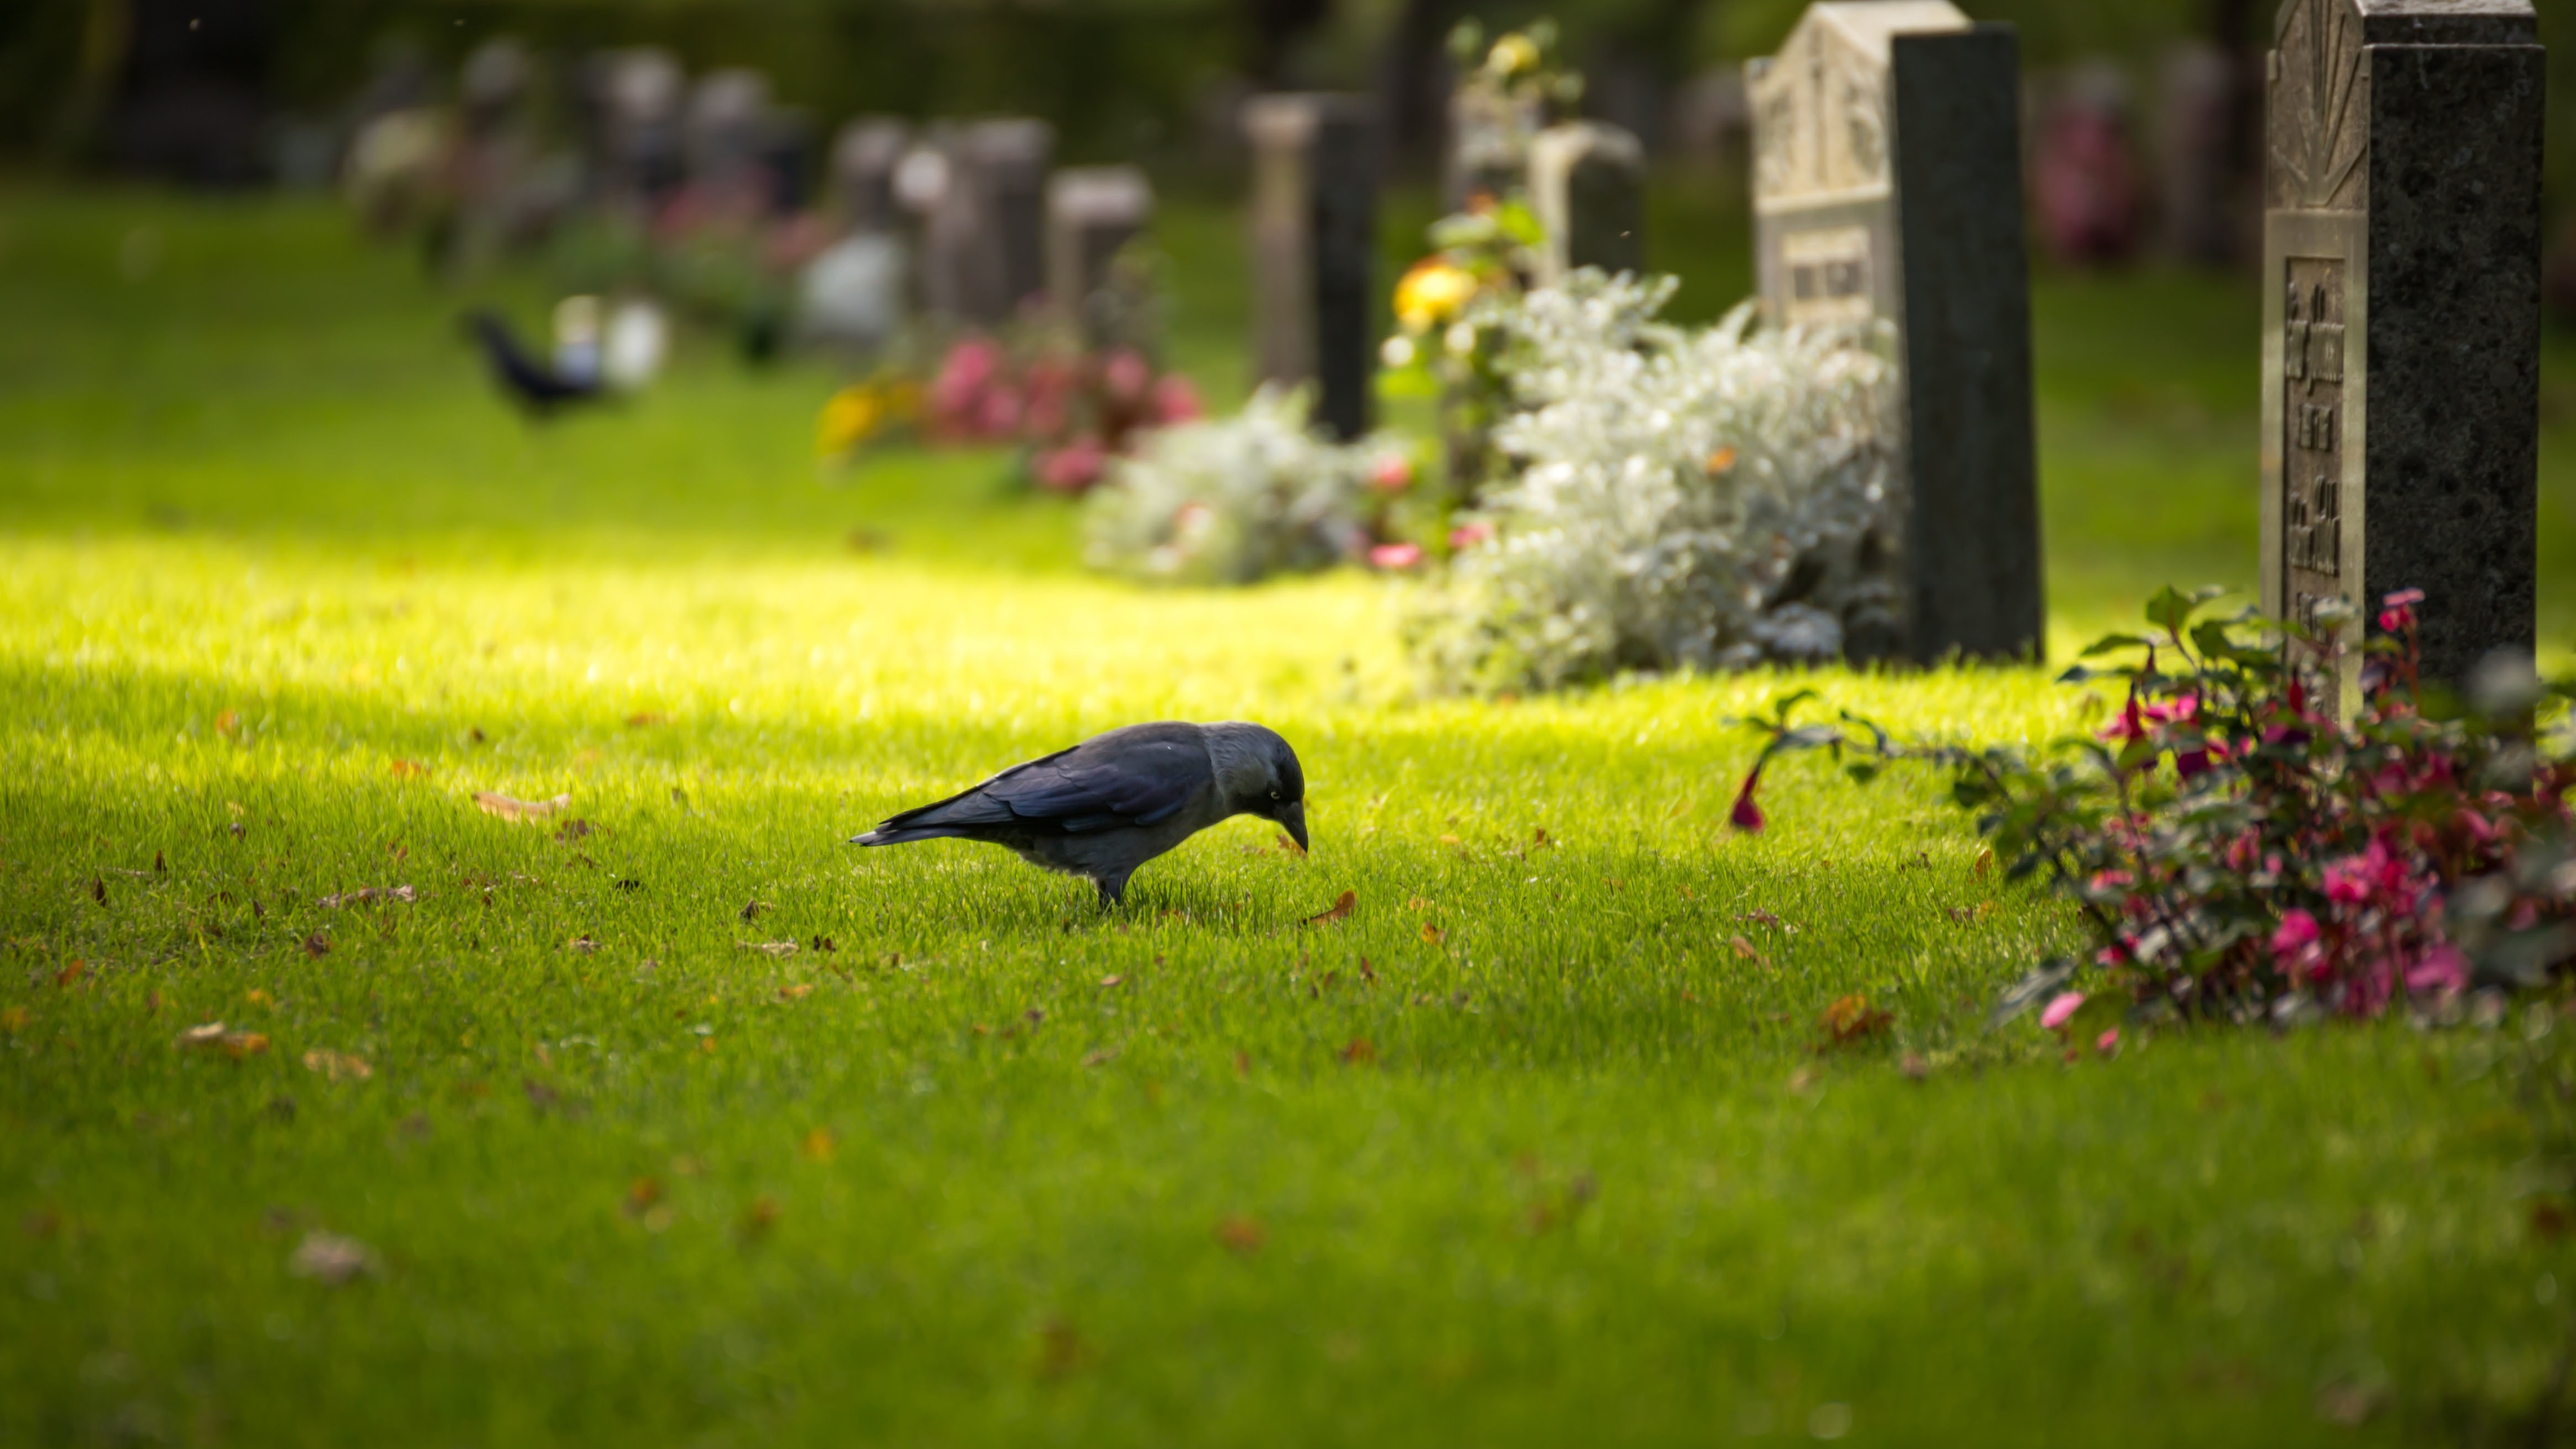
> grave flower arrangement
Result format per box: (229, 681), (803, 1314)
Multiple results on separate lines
(816, 335), (1203, 490)
(1737, 587), (2576, 1034)
(1403, 271), (1901, 694)
(1081, 387), (1407, 586)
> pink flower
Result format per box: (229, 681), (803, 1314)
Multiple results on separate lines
(2379, 587), (2425, 631)
(2095, 1027), (2121, 1056)
(1727, 767), (1765, 834)
(2174, 745), (2212, 779)
(1449, 521), (1494, 550)
(1032, 438), (1107, 493)
(1367, 542), (1423, 570)
(1150, 375), (1204, 425)
(1369, 455), (1414, 492)
(2404, 943), (2467, 996)
(2271, 909), (2320, 957)
(1101, 348), (1153, 402)
(2039, 991), (2086, 1032)
(2100, 686), (2149, 745)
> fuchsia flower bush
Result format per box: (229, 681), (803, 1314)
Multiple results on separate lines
(1737, 586), (2576, 1028)
(920, 336), (1202, 492)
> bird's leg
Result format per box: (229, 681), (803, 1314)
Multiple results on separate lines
(1094, 875), (1126, 910)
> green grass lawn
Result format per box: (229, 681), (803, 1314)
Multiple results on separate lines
(4, 183), (2576, 1446)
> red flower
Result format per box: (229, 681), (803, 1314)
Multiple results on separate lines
(1728, 767), (1766, 834)
(1367, 542), (1423, 571)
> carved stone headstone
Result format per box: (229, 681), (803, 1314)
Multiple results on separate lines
(2259, 0), (2542, 704)
(959, 119), (1056, 325)
(1047, 167), (1155, 347)
(830, 117), (910, 233)
(1246, 94), (1378, 441)
(1748, 2), (2041, 664)
(1527, 121), (1646, 284)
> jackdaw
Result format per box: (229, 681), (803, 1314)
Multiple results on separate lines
(851, 721), (1308, 905)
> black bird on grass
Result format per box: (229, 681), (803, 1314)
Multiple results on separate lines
(852, 722), (1309, 906)
(460, 310), (599, 417)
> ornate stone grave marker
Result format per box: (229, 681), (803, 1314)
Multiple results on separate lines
(2259, 0), (2542, 703)
(1527, 121), (1646, 284)
(1748, 1), (2040, 664)
(1246, 94), (1378, 441)
(1047, 167), (1155, 347)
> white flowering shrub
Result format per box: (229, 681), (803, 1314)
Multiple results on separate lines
(1405, 271), (1900, 694)
(1082, 386), (1383, 586)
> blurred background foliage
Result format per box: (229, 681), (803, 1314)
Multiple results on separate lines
(3, 0), (2569, 209)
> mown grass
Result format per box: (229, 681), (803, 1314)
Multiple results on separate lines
(2, 183), (2575, 1446)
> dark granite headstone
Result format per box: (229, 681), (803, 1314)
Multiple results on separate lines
(2259, 0), (2543, 705)
(831, 118), (911, 233)
(1748, 2), (2041, 664)
(1047, 167), (1155, 347)
(1527, 121), (1646, 283)
(1246, 94), (1378, 441)
(959, 119), (1056, 325)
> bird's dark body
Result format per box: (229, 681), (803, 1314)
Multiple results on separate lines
(462, 311), (600, 416)
(853, 721), (1307, 904)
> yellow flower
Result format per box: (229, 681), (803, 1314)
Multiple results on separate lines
(1393, 260), (1479, 334)
(1486, 33), (1540, 78)
(815, 379), (920, 459)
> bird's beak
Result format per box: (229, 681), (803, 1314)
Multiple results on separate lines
(1279, 801), (1309, 854)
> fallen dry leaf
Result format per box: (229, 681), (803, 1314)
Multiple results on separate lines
(1532, 827), (1554, 848)
(739, 899), (767, 921)
(778, 983), (814, 1001)
(302, 1049), (372, 1082)
(553, 820), (595, 843)
(1339, 1037), (1378, 1065)
(1099, 975), (1124, 989)
(800, 1127), (836, 1162)
(289, 1231), (374, 1285)
(178, 1022), (269, 1059)
(53, 960), (84, 988)
(1216, 1215), (1267, 1255)
(1081, 1047), (1118, 1068)
(1728, 935), (1770, 966)
(389, 759), (429, 781)
(474, 792), (570, 822)
(1818, 994), (1894, 1049)
(737, 941), (798, 958)
(1277, 833), (1306, 856)
(1304, 890), (1356, 925)
(625, 712), (667, 729)
(1405, 896), (1434, 912)
(1419, 921), (1444, 945)
(317, 885), (414, 908)
(1974, 847), (1994, 877)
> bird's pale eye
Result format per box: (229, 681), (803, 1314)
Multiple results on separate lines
(1268, 789), (1281, 801)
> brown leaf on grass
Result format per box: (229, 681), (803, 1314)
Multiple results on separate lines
(738, 1195), (780, 1241)
(1099, 975), (1124, 989)
(1277, 833), (1306, 857)
(739, 899), (767, 921)
(90, 877), (105, 906)
(53, 960), (85, 988)
(625, 712), (667, 729)
(1900, 1052), (1929, 1081)
(1339, 1037), (1377, 1065)
(1081, 1047), (1118, 1068)
(624, 1177), (664, 1217)
(302, 1049), (372, 1082)
(154, 850), (166, 874)
(1532, 827), (1554, 848)
(1419, 921), (1443, 945)
(389, 759), (429, 781)
(777, 983), (814, 1002)
(178, 1023), (269, 1058)
(1728, 935), (1770, 966)
(215, 710), (241, 739)
(1740, 909), (1795, 933)
(1304, 890), (1356, 925)
(553, 820), (595, 843)
(1945, 902), (1997, 925)
(1817, 994), (1894, 1049)
(809, 935), (837, 953)
(0, 1008), (27, 1032)
(1216, 1215), (1267, 1255)
(289, 1231), (375, 1285)
(318, 886), (415, 908)
(737, 941), (798, 958)
(800, 1127), (836, 1162)
(473, 792), (571, 822)
(301, 932), (332, 958)
(1974, 847), (1994, 877)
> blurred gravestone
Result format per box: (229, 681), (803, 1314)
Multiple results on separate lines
(1748, 1), (2039, 665)
(2157, 42), (2251, 267)
(2259, 0), (2543, 702)
(594, 48), (686, 209)
(685, 69), (776, 210)
(831, 118), (911, 232)
(958, 119), (1056, 325)
(899, 130), (969, 323)
(1246, 94), (1377, 441)
(1527, 121), (1645, 284)
(1048, 168), (1156, 348)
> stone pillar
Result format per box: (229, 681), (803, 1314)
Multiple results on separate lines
(1749, 2), (2041, 664)
(2259, 0), (2542, 705)
(1047, 167), (1155, 347)
(959, 118), (1055, 325)
(1246, 94), (1377, 441)
(1527, 121), (1646, 284)
(831, 119), (910, 232)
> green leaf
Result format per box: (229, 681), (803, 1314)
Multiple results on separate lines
(2080, 634), (2151, 658)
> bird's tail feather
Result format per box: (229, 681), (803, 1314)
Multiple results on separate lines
(850, 824), (967, 847)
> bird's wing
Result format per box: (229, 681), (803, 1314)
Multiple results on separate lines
(871, 729), (1211, 837)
